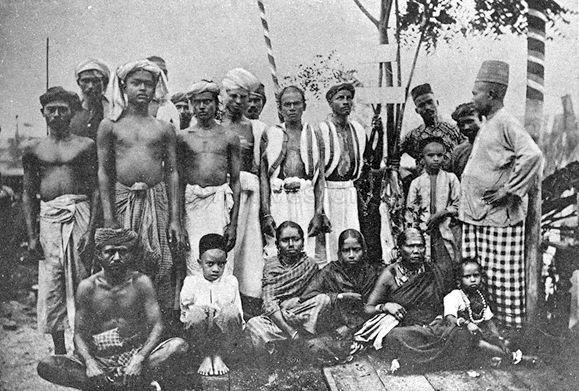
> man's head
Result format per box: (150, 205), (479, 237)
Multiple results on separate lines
(276, 221), (304, 262)
(222, 68), (259, 116)
(147, 55), (168, 79)
(397, 228), (426, 268)
(277, 85), (306, 124)
(75, 58), (110, 101)
(171, 92), (192, 129)
(188, 80), (221, 122)
(39, 87), (81, 133)
(338, 229), (367, 268)
(420, 136), (446, 173)
(95, 228), (139, 276)
(451, 102), (481, 144)
(411, 83), (438, 124)
(326, 83), (354, 117)
(472, 60), (509, 116)
(246, 82), (266, 120)
(198, 233), (228, 282)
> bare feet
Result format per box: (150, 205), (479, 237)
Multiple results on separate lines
(212, 354), (229, 375)
(198, 356), (213, 376)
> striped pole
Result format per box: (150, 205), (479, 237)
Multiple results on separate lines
(256, 0), (280, 91)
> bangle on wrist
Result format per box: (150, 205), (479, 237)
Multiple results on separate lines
(375, 304), (383, 313)
(337, 293), (344, 300)
(290, 330), (299, 340)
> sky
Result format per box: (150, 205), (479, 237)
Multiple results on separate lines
(0, 0), (577, 139)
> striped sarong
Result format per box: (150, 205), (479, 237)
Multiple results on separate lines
(462, 222), (525, 327)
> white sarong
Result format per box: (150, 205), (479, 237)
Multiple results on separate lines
(233, 172), (264, 298)
(38, 194), (90, 333)
(184, 183), (234, 276)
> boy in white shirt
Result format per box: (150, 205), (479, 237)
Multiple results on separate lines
(180, 234), (244, 376)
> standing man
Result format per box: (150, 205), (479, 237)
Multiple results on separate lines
(245, 82), (266, 120)
(450, 102), (482, 180)
(147, 55), (181, 130)
(260, 85), (329, 262)
(97, 60), (182, 316)
(460, 60), (543, 328)
(319, 83), (367, 264)
(221, 68), (265, 302)
(177, 80), (241, 275)
(171, 92), (193, 130)
(70, 58), (110, 140)
(400, 83), (463, 176)
(23, 87), (99, 354)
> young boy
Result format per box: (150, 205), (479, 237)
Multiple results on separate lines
(444, 259), (537, 366)
(405, 136), (461, 262)
(180, 234), (244, 376)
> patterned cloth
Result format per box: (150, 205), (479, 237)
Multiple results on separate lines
(462, 222), (525, 327)
(400, 118), (463, 173)
(91, 328), (144, 383)
(115, 181), (174, 309)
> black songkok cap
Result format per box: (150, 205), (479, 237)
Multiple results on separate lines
(39, 86), (81, 111)
(326, 82), (355, 102)
(410, 83), (433, 101)
(199, 233), (227, 256)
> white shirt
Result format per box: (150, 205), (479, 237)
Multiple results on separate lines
(180, 274), (243, 315)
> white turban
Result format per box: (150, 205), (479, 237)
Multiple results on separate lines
(222, 68), (259, 92)
(188, 79), (221, 98)
(75, 58), (110, 82)
(108, 60), (169, 121)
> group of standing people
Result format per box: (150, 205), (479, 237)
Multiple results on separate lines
(23, 55), (543, 389)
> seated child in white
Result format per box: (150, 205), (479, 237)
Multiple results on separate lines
(180, 233), (245, 376)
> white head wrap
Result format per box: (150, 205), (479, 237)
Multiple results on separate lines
(108, 60), (169, 121)
(75, 58), (110, 82)
(222, 68), (259, 92)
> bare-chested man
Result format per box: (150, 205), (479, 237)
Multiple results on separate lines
(97, 59), (182, 314)
(177, 80), (241, 276)
(221, 68), (265, 301)
(23, 87), (99, 354)
(260, 85), (330, 263)
(147, 55), (181, 130)
(171, 92), (193, 130)
(37, 228), (188, 390)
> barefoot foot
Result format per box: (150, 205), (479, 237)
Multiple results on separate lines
(212, 354), (229, 375)
(198, 356), (213, 376)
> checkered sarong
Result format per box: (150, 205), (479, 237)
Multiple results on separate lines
(462, 222), (525, 327)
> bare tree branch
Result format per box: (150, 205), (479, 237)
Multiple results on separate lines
(353, 0), (379, 27)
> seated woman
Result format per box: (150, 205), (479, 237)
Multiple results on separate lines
(352, 228), (472, 371)
(301, 229), (377, 339)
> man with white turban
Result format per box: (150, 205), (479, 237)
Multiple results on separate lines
(221, 68), (265, 306)
(176, 79), (241, 281)
(147, 55), (181, 130)
(98, 59), (183, 319)
(70, 58), (110, 140)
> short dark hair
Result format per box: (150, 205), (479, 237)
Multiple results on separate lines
(276, 221), (304, 242)
(39, 87), (81, 113)
(419, 136), (446, 154)
(451, 102), (481, 122)
(455, 258), (483, 287)
(277, 85), (306, 110)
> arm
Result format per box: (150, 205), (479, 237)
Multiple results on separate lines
(262, 277), (299, 339)
(364, 268), (406, 321)
(163, 123), (182, 247)
(96, 120), (119, 228)
(175, 134), (190, 251)
(224, 134), (241, 251)
(79, 142), (100, 268)
(259, 132), (276, 237)
(308, 127), (331, 236)
(22, 143), (40, 255)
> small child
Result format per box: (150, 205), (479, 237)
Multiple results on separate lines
(180, 233), (245, 376)
(406, 136), (461, 262)
(444, 259), (537, 366)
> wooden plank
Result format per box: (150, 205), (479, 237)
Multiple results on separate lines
(483, 368), (530, 391)
(323, 356), (387, 391)
(200, 373), (230, 391)
(356, 87), (406, 104)
(509, 365), (573, 391)
(366, 354), (435, 391)
(423, 370), (494, 391)
(358, 44), (398, 63)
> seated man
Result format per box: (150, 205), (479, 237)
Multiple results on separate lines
(245, 221), (331, 354)
(37, 228), (188, 390)
(180, 234), (244, 376)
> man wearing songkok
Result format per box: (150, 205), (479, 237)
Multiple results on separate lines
(222, 68), (265, 301)
(400, 83), (463, 176)
(171, 92), (193, 130)
(245, 82), (266, 120)
(70, 58), (110, 140)
(318, 83), (367, 265)
(246, 221), (331, 354)
(180, 234), (244, 376)
(147, 55), (181, 130)
(460, 60), (543, 328)
(450, 102), (482, 180)
(98, 59), (182, 315)
(177, 79), (241, 278)
(37, 228), (188, 390)
(23, 87), (98, 355)
(260, 85), (330, 263)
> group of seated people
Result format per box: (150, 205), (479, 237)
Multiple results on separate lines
(37, 222), (536, 390)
